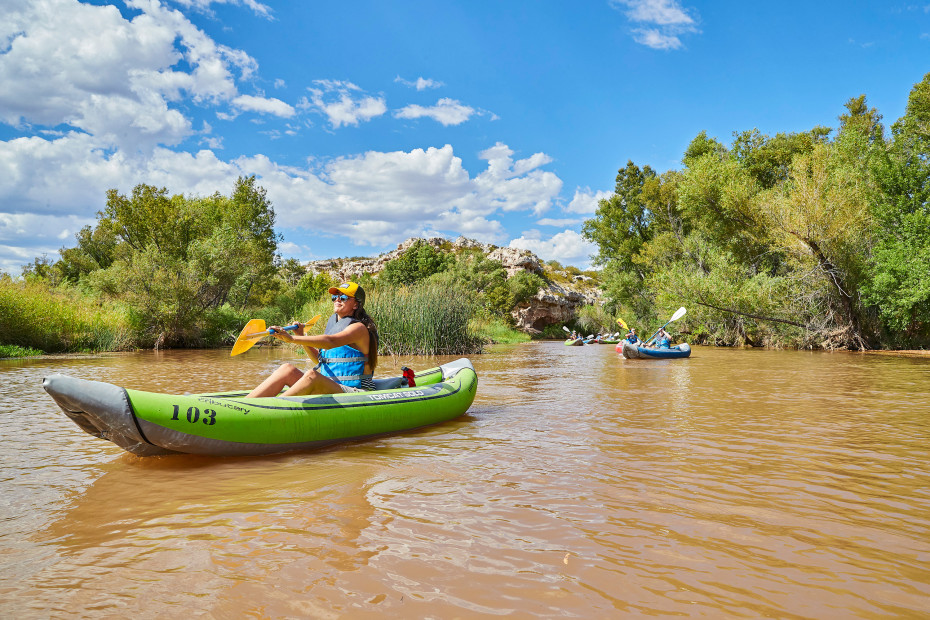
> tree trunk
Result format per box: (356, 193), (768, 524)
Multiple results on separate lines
(792, 233), (869, 350)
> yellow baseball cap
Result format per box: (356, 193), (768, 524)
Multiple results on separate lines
(328, 281), (366, 305)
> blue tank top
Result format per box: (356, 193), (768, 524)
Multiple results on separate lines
(315, 314), (373, 388)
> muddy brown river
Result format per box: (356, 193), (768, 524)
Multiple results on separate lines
(1, 343), (928, 618)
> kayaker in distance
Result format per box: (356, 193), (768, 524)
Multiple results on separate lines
(246, 281), (380, 397)
(625, 328), (639, 344)
(653, 328), (672, 349)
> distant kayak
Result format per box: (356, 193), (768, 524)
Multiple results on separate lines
(564, 338), (584, 346)
(619, 341), (692, 359)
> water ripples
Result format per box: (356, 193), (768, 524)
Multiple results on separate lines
(1, 345), (929, 616)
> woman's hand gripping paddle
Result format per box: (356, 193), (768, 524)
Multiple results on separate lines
(231, 314), (322, 357)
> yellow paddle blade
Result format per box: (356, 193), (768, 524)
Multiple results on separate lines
(231, 315), (322, 357)
(230, 319), (267, 357)
(616, 318), (628, 330)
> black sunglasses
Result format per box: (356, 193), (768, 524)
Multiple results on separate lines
(331, 294), (352, 302)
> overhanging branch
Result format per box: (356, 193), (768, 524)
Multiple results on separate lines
(694, 301), (807, 328)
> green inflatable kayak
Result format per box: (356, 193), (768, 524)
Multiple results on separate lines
(43, 358), (478, 457)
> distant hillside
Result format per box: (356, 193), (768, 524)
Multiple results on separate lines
(305, 236), (603, 333)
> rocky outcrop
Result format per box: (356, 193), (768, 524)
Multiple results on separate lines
(512, 283), (590, 334)
(486, 246), (544, 278)
(305, 236), (600, 332)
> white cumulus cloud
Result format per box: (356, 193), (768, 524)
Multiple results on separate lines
(395, 98), (475, 126)
(537, 218), (583, 227)
(0, 0), (265, 151)
(0, 135), (562, 272)
(394, 76), (444, 90)
(474, 143), (562, 215)
(610, 0), (700, 50)
(509, 230), (598, 269)
(305, 80), (387, 128)
(566, 187), (613, 214)
(232, 94), (295, 117)
(169, 0), (274, 19)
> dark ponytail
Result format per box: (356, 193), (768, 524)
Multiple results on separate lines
(352, 305), (379, 372)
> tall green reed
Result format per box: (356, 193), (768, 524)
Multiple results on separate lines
(0, 279), (135, 353)
(296, 284), (484, 357)
(370, 284), (484, 356)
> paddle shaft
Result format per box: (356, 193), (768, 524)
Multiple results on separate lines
(246, 322), (302, 340)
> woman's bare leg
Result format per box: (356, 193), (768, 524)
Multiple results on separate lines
(280, 368), (344, 396)
(246, 363), (305, 397)
(246, 364), (346, 397)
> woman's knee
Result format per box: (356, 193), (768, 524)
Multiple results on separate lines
(293, 368), (322, 387)
(272, 363), (303, 381)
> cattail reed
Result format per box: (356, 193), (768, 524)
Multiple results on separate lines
(366, 284), (484, 356)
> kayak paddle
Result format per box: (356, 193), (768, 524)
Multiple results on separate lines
(231, 314), (322, 357)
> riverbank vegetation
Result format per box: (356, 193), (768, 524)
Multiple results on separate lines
(3, 196), (535, 356)
(7, 76), (927, 356)
(583, 73), (930, 350)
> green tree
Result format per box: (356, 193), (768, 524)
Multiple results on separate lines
(682, 130), (727, 167)
(677, 149), (767, 266)
(837, 95), (885, 147)
(582, 161), (667, 315)
(507, 270), (545, 306)
(55, 222), (119, 283)
(731, 127), (831, 189)
(741, 139), (873, 348)
(428, 250), (517, 316)
(76, 176), (280, 346)
(379, 240), (452, 286)
(862, 72), (930, 344)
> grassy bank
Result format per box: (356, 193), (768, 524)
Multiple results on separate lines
(1, 278), (534, 357)
(471, 316), (532, 344)
(0, 344), (44, 358)
(0, 279), (135, 353)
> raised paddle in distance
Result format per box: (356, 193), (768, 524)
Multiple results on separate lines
(641, 307), (686, 347)
(230, 314), (322, 357)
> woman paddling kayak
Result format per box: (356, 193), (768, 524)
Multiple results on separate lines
(247, 281), (380, 397)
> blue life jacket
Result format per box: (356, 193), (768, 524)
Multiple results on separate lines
(315, 314), (372, 388)
(626, 334), (639, 344)
(657, 337), (671, 348)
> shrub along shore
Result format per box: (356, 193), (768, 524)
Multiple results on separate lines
(0, 274), (530, 358)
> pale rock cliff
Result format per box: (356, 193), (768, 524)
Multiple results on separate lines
(305, 236), (600, 332)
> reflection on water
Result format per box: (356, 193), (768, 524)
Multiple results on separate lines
(1, 344), (929, 617)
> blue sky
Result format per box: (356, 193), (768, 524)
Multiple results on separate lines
(1, 0), (928, 276)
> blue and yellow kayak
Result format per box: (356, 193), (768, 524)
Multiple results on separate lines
(619, 341), (691, 359)
(43, 358), (478, 457)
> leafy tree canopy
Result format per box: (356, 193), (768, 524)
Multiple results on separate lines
(51, 176), (280, 346)
(378, 240), (453, 287)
